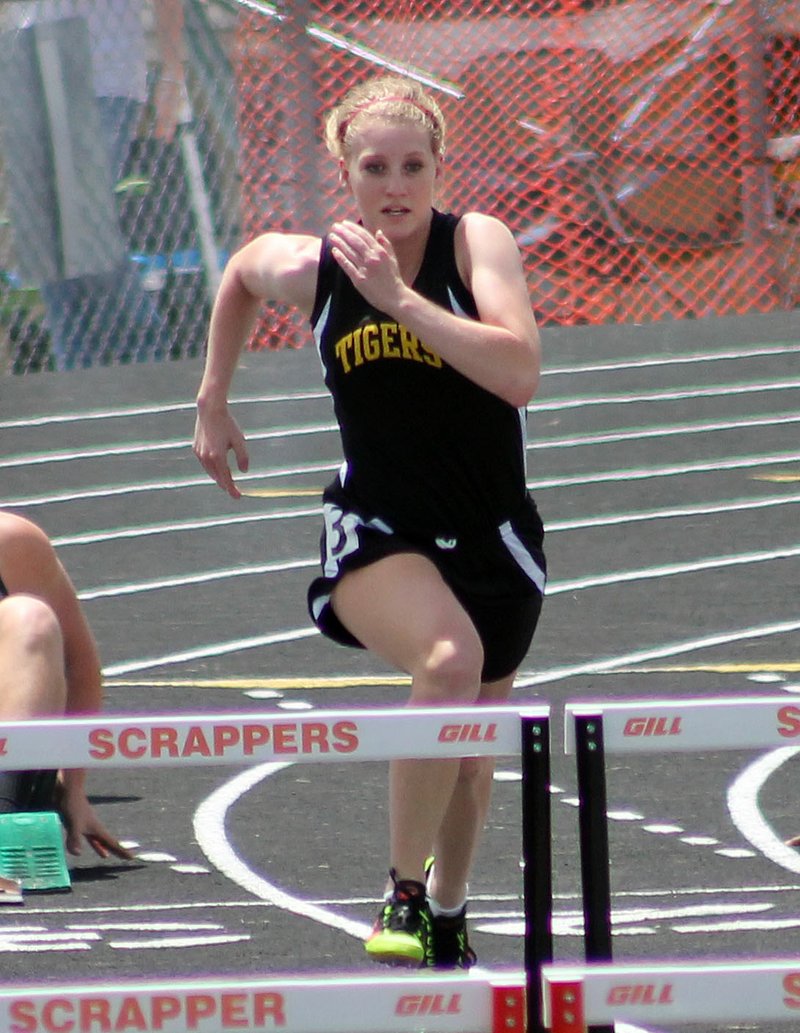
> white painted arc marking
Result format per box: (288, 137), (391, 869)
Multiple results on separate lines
(193, 762), (372, 941)
(728, 746), (800, 874)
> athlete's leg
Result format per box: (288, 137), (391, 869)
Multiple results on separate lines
(0, 594), (67, 813)
(426, 672), (516, 909)
(331, 551), (484, 886)
(0, 594), (67, 718)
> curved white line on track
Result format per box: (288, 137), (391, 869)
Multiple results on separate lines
(195, 749), (659, 1033)
(728, 746), (800, 874)
(193, 762), (371, 941)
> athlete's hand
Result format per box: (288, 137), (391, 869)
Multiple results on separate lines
(329, 221), (405, 313)
(193, 402), (250, 499)
(55, 777), (135, 860)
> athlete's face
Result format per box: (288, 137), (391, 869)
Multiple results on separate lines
(341, 119), (441, 241)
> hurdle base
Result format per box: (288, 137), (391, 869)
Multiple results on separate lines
(0, 811), (71, 892)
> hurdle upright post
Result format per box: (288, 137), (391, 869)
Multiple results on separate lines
(520, 709), (553, 1033)
(573, 712), (613, 1033)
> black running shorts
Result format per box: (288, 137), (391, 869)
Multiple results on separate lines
(307, 490), (546, 682)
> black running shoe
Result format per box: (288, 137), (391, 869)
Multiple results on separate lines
(365, 869), (433, 967)
(424, 856), (478, 969)
(430, 905), (477, 968)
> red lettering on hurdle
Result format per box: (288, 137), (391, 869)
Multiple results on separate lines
(438, 723), (498, 744)
(623, 716), (682, 737)
(606, 983), (674, 1005)
(783, 971), (800, 1008)
(396, 993), (462, 1016)
(777, 705), (800, 738)
(8, 989), (287, 1031)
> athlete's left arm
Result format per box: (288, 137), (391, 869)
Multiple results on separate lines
(396, 212), (541, 406)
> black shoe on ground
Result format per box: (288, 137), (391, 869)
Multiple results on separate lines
(429, 905), (478, 969)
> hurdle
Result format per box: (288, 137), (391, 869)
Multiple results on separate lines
(0, 703), (551, 1033)
(551, 694), (800, 1031)
(540, 958), (800, 1030)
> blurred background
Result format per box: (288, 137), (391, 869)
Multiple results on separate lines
(1, 0), (798, 375)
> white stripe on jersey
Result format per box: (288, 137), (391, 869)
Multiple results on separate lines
(499, 521), (546, 595)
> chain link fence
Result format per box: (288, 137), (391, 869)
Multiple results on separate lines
(1, 0), (798, 374)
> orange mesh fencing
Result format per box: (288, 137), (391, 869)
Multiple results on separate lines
(1, 1), (797, 372)
(235, 0), (799, 348)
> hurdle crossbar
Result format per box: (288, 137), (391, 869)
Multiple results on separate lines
(0, 704), (541, 769)
(565, 694), (800, 754)
(541, 958), (800, 1030)
(0, 704), (552, 1032)
(0, 970), (525, 1033)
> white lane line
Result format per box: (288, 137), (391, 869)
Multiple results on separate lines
(80, 537), (798, 605)
(102, 627), (319, 677)
(533, 378), (800, 414)
(530, 410), (800, 451)
(79, 559), (317, 601)
(3, 341), (797, 431)
(32, 491), (797, 551)
(193, 763), (371, 941)
(516, 617), (800, 687)
(728, 746), (800, 874)
(544, 343), (800, 377)
(109, 933), (251, 950)
(0, 423), (338, 470)
(5, 449), (799, 511)
(530, 449), (800, 490)
(0, 392), (330, 431)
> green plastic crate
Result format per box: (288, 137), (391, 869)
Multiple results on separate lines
(0, 812), (71, 892)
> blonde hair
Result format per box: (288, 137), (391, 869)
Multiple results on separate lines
(324, 75), (445, 161)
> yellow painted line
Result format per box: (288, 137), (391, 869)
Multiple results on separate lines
(105, 675), (412, 690)
(242, 487), (322, 498)
(752, 473), (800, 483)
(610, 663), (800, 674)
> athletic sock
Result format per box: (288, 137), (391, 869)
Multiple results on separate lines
(428, 895), (468, 918)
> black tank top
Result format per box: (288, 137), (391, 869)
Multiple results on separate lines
(310, 208), (529, 537)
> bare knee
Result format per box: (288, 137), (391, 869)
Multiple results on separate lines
(0, 596), (66, 709)
(455, 755), (495, 792)
(413, 634), (484, 704)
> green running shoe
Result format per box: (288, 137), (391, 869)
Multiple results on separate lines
(365, 869), (433, 967)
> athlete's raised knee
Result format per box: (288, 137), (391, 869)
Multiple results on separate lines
(413, 635), (484, 704)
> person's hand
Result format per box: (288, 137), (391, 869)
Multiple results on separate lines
(55, 780), (135, 860)
(193, 404), (250, 499)
(0, 874), (22, 897)
(328, 221), (405, 312)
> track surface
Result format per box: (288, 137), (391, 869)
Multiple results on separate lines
(1, 310), (799, 1032)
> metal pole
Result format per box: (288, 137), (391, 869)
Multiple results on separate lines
(521, 710), (552, 1033)
(574, 713), (613, 1033)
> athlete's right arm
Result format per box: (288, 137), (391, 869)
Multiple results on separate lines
(194, 233), (321, 498)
